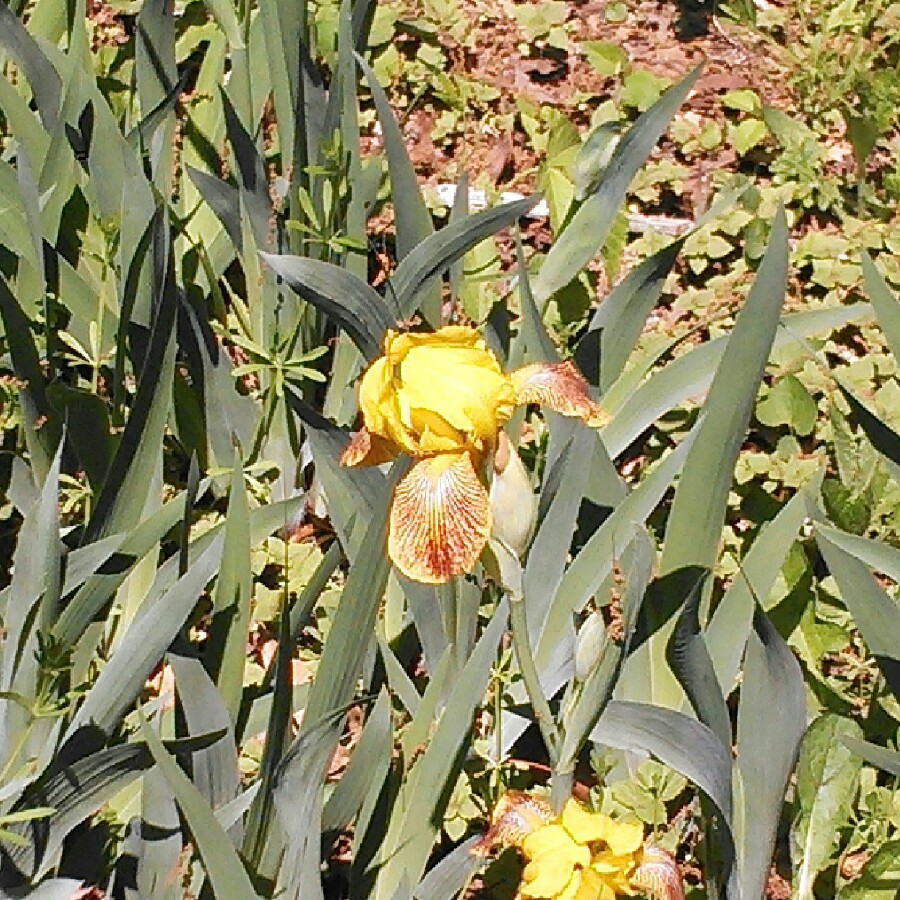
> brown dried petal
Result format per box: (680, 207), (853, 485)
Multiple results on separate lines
(388, 451), (491, 584)
(339, 427), (399, 468)
(511, 360), (609, 427)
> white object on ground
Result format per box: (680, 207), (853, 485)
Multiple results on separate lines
(431, 183), (694, 236)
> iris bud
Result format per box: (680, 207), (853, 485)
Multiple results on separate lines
(574, 611), (607, 682)
(489, 432), (537, 558)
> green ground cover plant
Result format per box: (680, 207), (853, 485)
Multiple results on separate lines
(0, 1), (898, 898)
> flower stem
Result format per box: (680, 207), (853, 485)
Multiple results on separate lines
(438, 579), (460, 673)
(550, 767), (574, 813)
(508, 592), (560, 762)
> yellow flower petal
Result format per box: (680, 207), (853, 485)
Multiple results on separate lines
(592, 852), (634, 875)
(357, 355), (397, 440)
(339, 427), (400, 468)
(558, 870), (587, 900)
(385, 325), (482, 358)
(520, 862), (580, 900)
(604, 820), (644, 857)
(511, 360), (609, 427)
(519, 824), (588, 899)
(561, 799), (614, 844)
(397, 343), (516, 446)
(407, 407), (465, 453)
(522, 824), (591, 866)
(355, 326), (517, 458)
(573, 868), (616, 900)
(388, 451), (491, 584)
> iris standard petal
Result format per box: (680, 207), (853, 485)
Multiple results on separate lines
(604, 820), (644, 857)
(560, 799), (614, 844)
(521, 824), (591, 868)
(407, 407), (467, 453)
(357, 355), (395, 436)
(386, 325), (482, 357)
(520, 862), (581, 900)
(398, 344), (516, 445)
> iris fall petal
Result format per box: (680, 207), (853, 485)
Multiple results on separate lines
(480, 791), (554, 850)
(388, 451), (491, 584)
(630, 846), (684, 900)
(511, 360), (609, 427)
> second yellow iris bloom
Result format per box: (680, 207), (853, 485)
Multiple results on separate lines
(482, 793), (684, 900)
(340, 326), (607, 584)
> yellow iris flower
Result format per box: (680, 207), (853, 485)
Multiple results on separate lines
(481, 793), (684, 900)
(340, 326), (607, 584)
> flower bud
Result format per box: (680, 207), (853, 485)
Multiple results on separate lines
(488, 432), (537, 558)
(574, 611), (607, 682)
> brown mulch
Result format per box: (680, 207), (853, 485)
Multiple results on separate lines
(384, 0), (793, 210)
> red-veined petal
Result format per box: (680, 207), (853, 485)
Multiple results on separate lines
(511, 360), (609, 427)
(476, 791), (555, 853)
(388, 451), (490, 584)
(629, 845), (684, 900)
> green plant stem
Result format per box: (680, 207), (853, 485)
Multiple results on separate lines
(0, 714), (34, 786)
(439, 580), (460, 673)
(491, 656), (504, 805)
(550, 767), (574, 812)
(508, 593), (560, 763)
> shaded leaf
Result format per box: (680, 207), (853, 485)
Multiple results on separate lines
(355, 52), (439, 324)
(839, 383), (900, 471)
(170, 651), (239, 813)
(591, 700), (733, 823)
(274, 468), (398, 899)
(388, 197), (540, 319)
(260, 252), (397, 360)
(5, 733), (223, 879)
(141, 716), (260, 898)
(66, 540), (223, 737)
(0, 3), (61, 130)
(372, 601), (509, 898)
(734, 608), (806, 900)
(413, 837), (482, 900)
(665, 567), (732, 750)
(322, 689), (393, 831)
